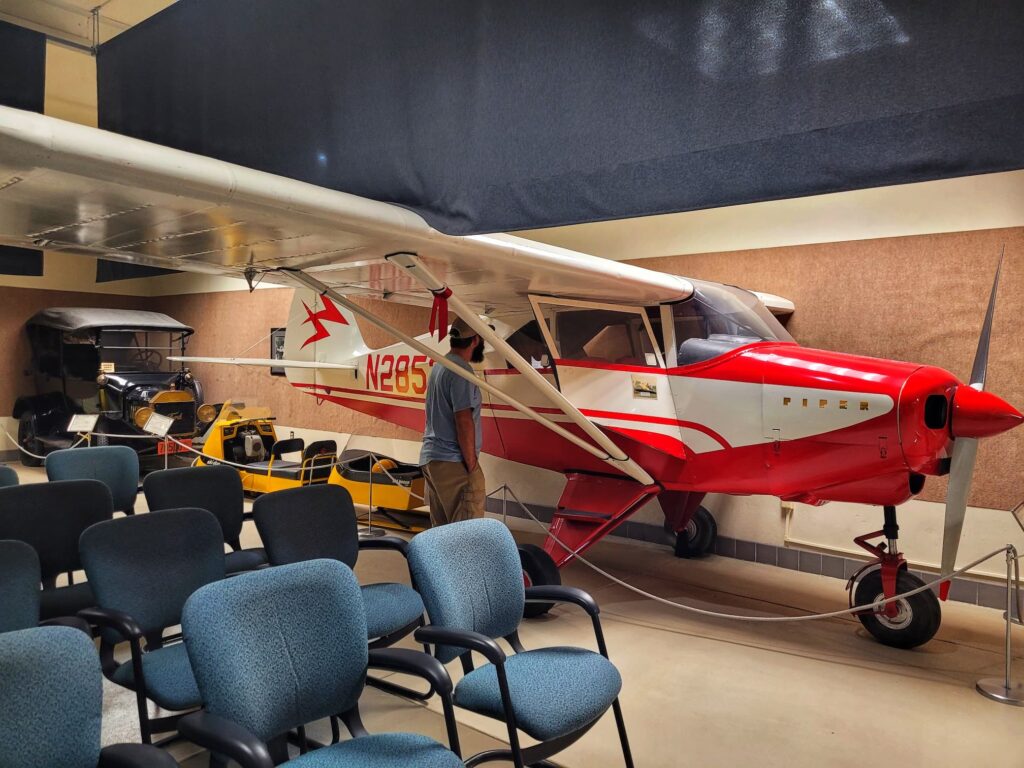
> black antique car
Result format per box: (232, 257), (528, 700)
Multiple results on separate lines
(12, 308), (215, 467)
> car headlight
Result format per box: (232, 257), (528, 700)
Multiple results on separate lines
(133, 406), (154, 429)
(197, 403), (217, 423)
(96, 373), (108, 386)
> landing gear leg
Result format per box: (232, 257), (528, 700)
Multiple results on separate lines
(849, 505), (941, 649)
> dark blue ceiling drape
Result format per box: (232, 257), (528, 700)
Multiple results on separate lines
(98, 0), (1023, 235)
(0, 20), (45, 275)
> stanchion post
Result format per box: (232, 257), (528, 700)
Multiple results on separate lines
(977, 545), (1024, 705)
(359, 450), (385, 538)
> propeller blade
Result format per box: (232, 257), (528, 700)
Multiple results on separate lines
(939, 247), (1004, 598)
(967, 245), (1004, 389)
(939, 436), (978, 594)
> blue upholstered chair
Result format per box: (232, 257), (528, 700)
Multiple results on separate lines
(0, 539), (91, 635)
(179, 559), (464, 767)
(143, 465), (268, 575)
(408, 518), (633, 768)
(46, 445), (140, 515)
(0, 626), (178, 768)
(79, 507), (226, 743)
(0, 479), (112, 621)
(0, 464), (18, 488)
(253, 484), (425, 649)
(0, 540), (43, 634)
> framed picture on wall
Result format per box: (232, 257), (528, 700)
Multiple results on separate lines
(269, 327), (286, 376)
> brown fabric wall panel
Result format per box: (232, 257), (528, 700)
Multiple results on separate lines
(0, 288), (148, 415)
(149, 288), (431, 442)
(630, 226), (1024, 510)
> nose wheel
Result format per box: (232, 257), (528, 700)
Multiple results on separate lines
(849, 505), (941, 649)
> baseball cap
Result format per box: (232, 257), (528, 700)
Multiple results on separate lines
(449, 317), (478, 339)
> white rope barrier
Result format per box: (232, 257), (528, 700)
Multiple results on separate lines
(492, 483), (1020, 624)
(2, 425), (89, 461)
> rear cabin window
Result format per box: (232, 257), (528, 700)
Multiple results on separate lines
(505, 320), (551, 368)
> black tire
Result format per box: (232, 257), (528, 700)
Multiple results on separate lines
(673, 506), (717, 558)
(519, 544), (561, 618)
(854, 569), (941, 649)
(17, 413), (43, 467)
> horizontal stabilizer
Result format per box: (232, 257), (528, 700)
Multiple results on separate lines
(168, 356), (355, 370)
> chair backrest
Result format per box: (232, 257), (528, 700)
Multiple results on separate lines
(0, 480), (113, 581)
(183, 559), (367, 743)
(0, 626), (102, 768)
(0, 540), (40, 633)
(407, 518), (525, 663)
(45, 446), (139, 514)
(301, 440), (337, 482)
(143, 465), (244, 546)
(253, 485), (359, 567)
(0, 465), (18, 488)
(270, 437), (304, 459)
(79, 508), (225, 636)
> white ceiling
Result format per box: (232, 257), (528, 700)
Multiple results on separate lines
(0, 0), (176, 49)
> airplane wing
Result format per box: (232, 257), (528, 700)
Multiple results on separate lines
(0, 106), (699, 319)
(168, 356), (355, 370)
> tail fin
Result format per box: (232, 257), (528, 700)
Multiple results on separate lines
(283, 289), (369, 365)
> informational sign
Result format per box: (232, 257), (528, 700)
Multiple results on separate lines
(142, 411), (175, 437)
(66, 414), (99, 433)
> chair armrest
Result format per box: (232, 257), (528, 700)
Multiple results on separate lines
(78, 607), (144, 640)
(368, 647), (454, 695)
(39, 615), (93, 636)
(415, 625), (506, 665)
(98, 743), (180, 768)
(525, 585), (600, 617)
(358, 535), (410, 557)
(178, 711), (274, 768)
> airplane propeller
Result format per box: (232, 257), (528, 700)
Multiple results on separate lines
(938, 250), (1009, 599)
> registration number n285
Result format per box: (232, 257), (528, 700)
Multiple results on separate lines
(366, 354), (432, 394)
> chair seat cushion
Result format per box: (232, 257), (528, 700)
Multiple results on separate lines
(225, 548), (268, 575)
(110, 642), (201, 711)
(287, 733), (463, 768)
(39, 581), (94, 621)
(360, 583), (424, 641)
(454, 647), (622, 742)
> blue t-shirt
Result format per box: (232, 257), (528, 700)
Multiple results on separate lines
(419, 353), (483, 465)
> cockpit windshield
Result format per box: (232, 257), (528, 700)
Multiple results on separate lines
(672, 281), (793, 366)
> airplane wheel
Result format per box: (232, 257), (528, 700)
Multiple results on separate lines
(519, 544), (561, 618)
(17, 413), (43, 467)
(854, 569), (941, 649)
(673, 506), (717, 558)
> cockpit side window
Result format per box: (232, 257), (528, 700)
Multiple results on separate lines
(539, 305), (662, 368)
(672, 282), (793, 366)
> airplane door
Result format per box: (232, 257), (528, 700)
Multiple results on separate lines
(529, 298), (686, 463)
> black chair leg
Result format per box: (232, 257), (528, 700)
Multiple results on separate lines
(611, 697), (634, 768)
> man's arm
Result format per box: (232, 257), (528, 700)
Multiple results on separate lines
(454, 408), (478, 472)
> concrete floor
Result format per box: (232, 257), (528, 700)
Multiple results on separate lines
(6, 462), (1022, 767)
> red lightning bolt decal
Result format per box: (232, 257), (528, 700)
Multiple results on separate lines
(300, 295), (349, 348)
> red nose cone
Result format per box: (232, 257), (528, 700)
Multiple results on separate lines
(951, 386), (1024, 439)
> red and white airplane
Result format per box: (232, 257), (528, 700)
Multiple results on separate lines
(0, 106), (1019, 648)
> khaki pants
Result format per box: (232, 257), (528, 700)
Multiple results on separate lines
(422, 460), (485, 527)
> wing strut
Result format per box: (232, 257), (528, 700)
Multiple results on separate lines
(384, 252), (656, 486)
(279, 268), (655, 485)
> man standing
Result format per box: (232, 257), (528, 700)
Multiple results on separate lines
(419, 317), (486, 526)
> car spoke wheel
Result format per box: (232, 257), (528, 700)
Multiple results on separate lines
(854, 569), (941, 649)
(17, 413), (43, 467)
(519, 543), (561, 618)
